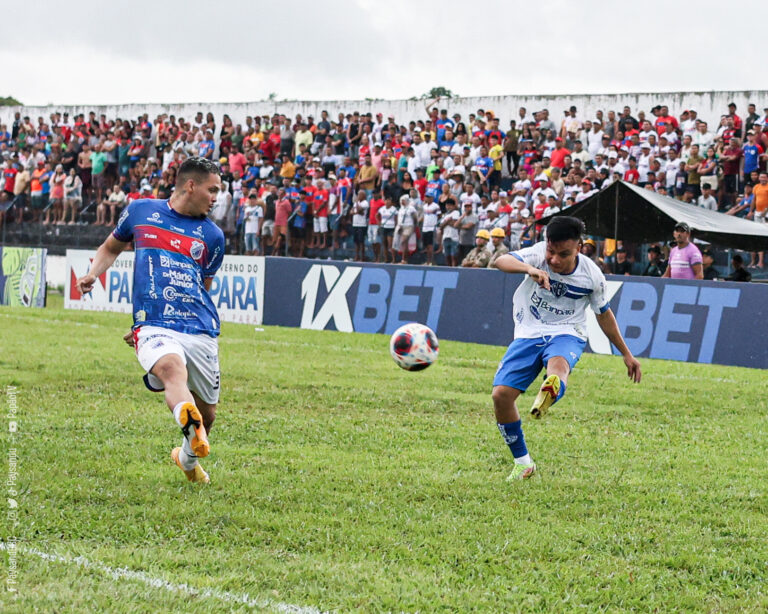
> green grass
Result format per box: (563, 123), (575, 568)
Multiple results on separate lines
(1, 295), (767, 613)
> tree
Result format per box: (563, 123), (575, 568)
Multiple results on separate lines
(413, 86), (455, 101)
(0, 95), (22, 106)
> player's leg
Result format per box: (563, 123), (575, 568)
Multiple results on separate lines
(492, 338), (545, 480)
(150, 354), (210, 459)
(136, 328), (211, 461)
(169, 334), (220, 482)
(191, 391), (215, 433)
(531, 335), (587, 418)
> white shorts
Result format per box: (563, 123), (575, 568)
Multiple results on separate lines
(134, 325), (220, 404)
(367, 224), (380, 244)
(313, 216), (329, 233)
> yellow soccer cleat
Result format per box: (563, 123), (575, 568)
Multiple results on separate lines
(178, 402), (210, 458)
(171, 447), (210, 484)
(506, 461), (537, 481)
(530, 374), (561, 419)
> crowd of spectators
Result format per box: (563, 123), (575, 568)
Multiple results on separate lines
(1, 99), (767, 275)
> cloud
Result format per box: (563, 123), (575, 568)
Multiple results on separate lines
(0, 0), (764, 106)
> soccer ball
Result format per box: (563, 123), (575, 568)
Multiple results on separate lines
(389, 323), (439, 371)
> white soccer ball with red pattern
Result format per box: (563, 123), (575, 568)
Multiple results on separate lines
(389, 323), (439, 371)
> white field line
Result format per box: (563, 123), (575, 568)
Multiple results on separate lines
(0, 542), (323, 614)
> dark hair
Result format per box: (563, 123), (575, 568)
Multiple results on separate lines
(546, 216), (585, 243)
(176, 157), (220, 185)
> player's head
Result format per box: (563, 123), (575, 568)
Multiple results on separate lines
(545, 215), (585, 274)
(175, 157), (221, 216)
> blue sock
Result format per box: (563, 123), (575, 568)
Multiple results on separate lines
(555, 380), (567, 403)
(498, 420), (528, 459)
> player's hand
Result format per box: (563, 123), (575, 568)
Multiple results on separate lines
(529, 267), (550, 290)
(624, 354), (641, 383)
(75, 273), (96, 295)
(123, 331), (135, 347)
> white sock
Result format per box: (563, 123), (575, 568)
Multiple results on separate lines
(178, 437), (198, 470)
(514, 454), (533, 465)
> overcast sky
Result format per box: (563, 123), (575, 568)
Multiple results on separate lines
(2, 0), (766, 107)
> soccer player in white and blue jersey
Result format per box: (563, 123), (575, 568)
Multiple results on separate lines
(76, 158), (225, 484)
(492, 216), (641, 480)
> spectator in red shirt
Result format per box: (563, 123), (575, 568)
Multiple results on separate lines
(654, 105), (679, 134)
(624, 157), (640, 184)
(310, 179), (330, 249)
(549, 138), (570, 169)
(721, 137), (743, 207)
(272, 188), (292, 256)
(727, 102), (743, 132)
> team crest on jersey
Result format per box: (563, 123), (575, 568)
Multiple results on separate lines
(190, 240), (205, 260)
(549, 280), (568, 298)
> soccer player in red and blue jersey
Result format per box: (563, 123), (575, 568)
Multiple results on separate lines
(76, 158), (225, 483)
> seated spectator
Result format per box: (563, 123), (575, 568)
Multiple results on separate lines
(613, 247), (632, 275)
(701, 249), (719, 280)
(487, 228), (510, 268)
(642, 245), (666, 277)
(726, 254), (751, 282)
(461, 229), (492, 268)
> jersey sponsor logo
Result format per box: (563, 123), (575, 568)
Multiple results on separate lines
(170, 238), (182, 249)
(530, 291), (576, 316)
(162, 286), (195, 303)
(170, 225), (185, 233)
(147, 255), (157, 299)
(147, 211), (162, 224)
(162, 269), (194, 288)
(193, 225), (204, 238)
(162, 303), (194, 319)
(143, 233), (157, 239)
(117, 208), (130, 227)
(159, 254), (194, 270)
(529, 305), (541, 320)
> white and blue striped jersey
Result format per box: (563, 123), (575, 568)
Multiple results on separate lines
(510, 241), (610, 340)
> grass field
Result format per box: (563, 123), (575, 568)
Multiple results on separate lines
(1, 294), (767, 613)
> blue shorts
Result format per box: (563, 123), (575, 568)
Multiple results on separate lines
(493, 335), (586, 392)
(442, 237), (458, 257)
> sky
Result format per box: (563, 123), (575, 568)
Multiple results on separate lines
(2, 0), (766, 107)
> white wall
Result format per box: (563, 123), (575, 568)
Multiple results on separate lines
(2, 90), (765, 131)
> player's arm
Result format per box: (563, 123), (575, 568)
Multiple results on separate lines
(494, 253), (550, 290)
(75, 234), (129, 294)
(204, 277), (214, 292)
(596, 308), (641, 383)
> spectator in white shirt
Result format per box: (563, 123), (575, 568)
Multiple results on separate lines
(697, 183), (718, 211)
